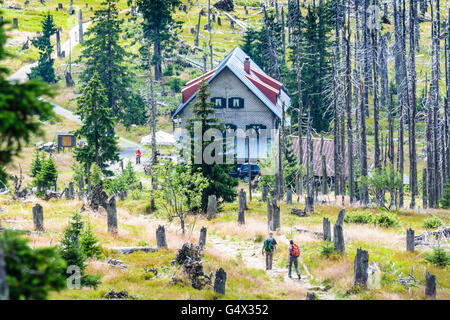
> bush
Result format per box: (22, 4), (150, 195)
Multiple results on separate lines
(424, 246), (450, 268)
(320, 241), (335, 258)
(374, 212), (399, 228)
(423, 216), (443, 229)
(344, 210), (399, 228)
(344, 211), (374, 224)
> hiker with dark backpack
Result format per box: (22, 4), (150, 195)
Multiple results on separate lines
(262, 232), (277, 270)
(288, 240), (301, 279)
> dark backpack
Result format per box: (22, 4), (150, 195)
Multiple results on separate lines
(264, 238), (275, 252)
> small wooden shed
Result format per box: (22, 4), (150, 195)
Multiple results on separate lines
(56, 132), (76, 151)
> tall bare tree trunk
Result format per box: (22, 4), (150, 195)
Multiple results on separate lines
(148, 42), (157, 211)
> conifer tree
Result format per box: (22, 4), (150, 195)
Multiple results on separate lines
(74, 73), (120, 187)
(29, 13), (57, 83)
(186, 82), (238, 210)
(78, 0), (144, 126)
(132, 0), (181, 80)
(440, 181), (450, 209)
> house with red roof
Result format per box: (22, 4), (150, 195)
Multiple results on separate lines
(172, 46), (291, 161)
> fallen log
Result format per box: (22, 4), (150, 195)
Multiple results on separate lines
(295, 227), (323, 238)
(291, 208), (309, 217)
(110, 246), (158, 254)
(414, 227), (450, 245)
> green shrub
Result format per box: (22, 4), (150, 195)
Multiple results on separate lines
(344, 210), (399, 228)
(423, 216), (443, 229)
(424, 246), (450, 268)
(375, 212), (399, 228)
(344, 211), (374, 224)
(320, 241), (335, 258)
(439, 182), (450, 209)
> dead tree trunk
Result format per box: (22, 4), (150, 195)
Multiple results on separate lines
(406, 228), (415, 252)
(334, 209), (345, 253)
(78, 9), (83, 44)
(238, 190), (245, 225)
(262, 185), (268, 202)
(267, 197), (273, 230)
(425, 271), (436, 299)
(199, 226), (207, 248)
(194, 10), (201, 47)
(353, 248), (369, 287)
(107, 197), (118, 235)
(423, 168), (428, 209)
(206, 195), (217, 220)
(286, 188), (292, 204)
(271, 199), (280, 230)
(32, 204), (44, 231)
(214, 268), (226, 295)
(323, 217), (331, 241)
(156, 225), (168, 249)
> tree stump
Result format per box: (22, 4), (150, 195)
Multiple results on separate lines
(305, 196), (314, 213)
(333, 224), (345, 253)
(262, 185), (268, 202)
(206, 195), (217, 220)
(305, 292), (316, 300)
(156, 225), (168, 249)
(0, 234), (9, 299)
(271, 199), (280, 230)
(425, 271), (436, 299)
(32, 204), (44, 231)
(353, 248), (369, 287)
(58, 3), (63, 9)
(238, 191), (245, 224)
(12, 18), (18, 28)
(323, 217), (331, 241)
(286, 188), (292, 204)
(213, 268), (227, 295)
(217, 17), (221, 26)
(199, 227), (207, 248)
(107, 197), (118, 235)
(406, 228), (415, 252)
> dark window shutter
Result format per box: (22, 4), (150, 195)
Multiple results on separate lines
(229, 97), (244, 109)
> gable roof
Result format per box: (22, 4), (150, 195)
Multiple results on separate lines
(172, 46), (290, 119)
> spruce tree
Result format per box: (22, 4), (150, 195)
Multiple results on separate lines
(33, 156), (58, 192)
(132, 0), (182, 80)
(74, 73), (120, 184)
(186, 82), (238, 210)
(29, 13), (57, 83)
(78, 0), (144, 126)
(30, 150), (43, 177)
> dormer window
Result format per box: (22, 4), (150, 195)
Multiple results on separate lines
(211, 97), (226, 108)
(228, 97), (244, 109)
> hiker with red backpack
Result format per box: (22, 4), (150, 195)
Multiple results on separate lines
(262, 232), (277, 270)
(288, 240), (301, 279)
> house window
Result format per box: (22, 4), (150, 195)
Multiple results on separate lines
(211, 97), (226, 108)
(228, 97), (244, 109)
(246, 124), (267, 158)
(223, 124), (237, 159)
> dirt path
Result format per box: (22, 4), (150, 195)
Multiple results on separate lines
(208, 235), (337, 300)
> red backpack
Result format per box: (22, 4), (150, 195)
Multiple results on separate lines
(291, 244), (300, 257)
